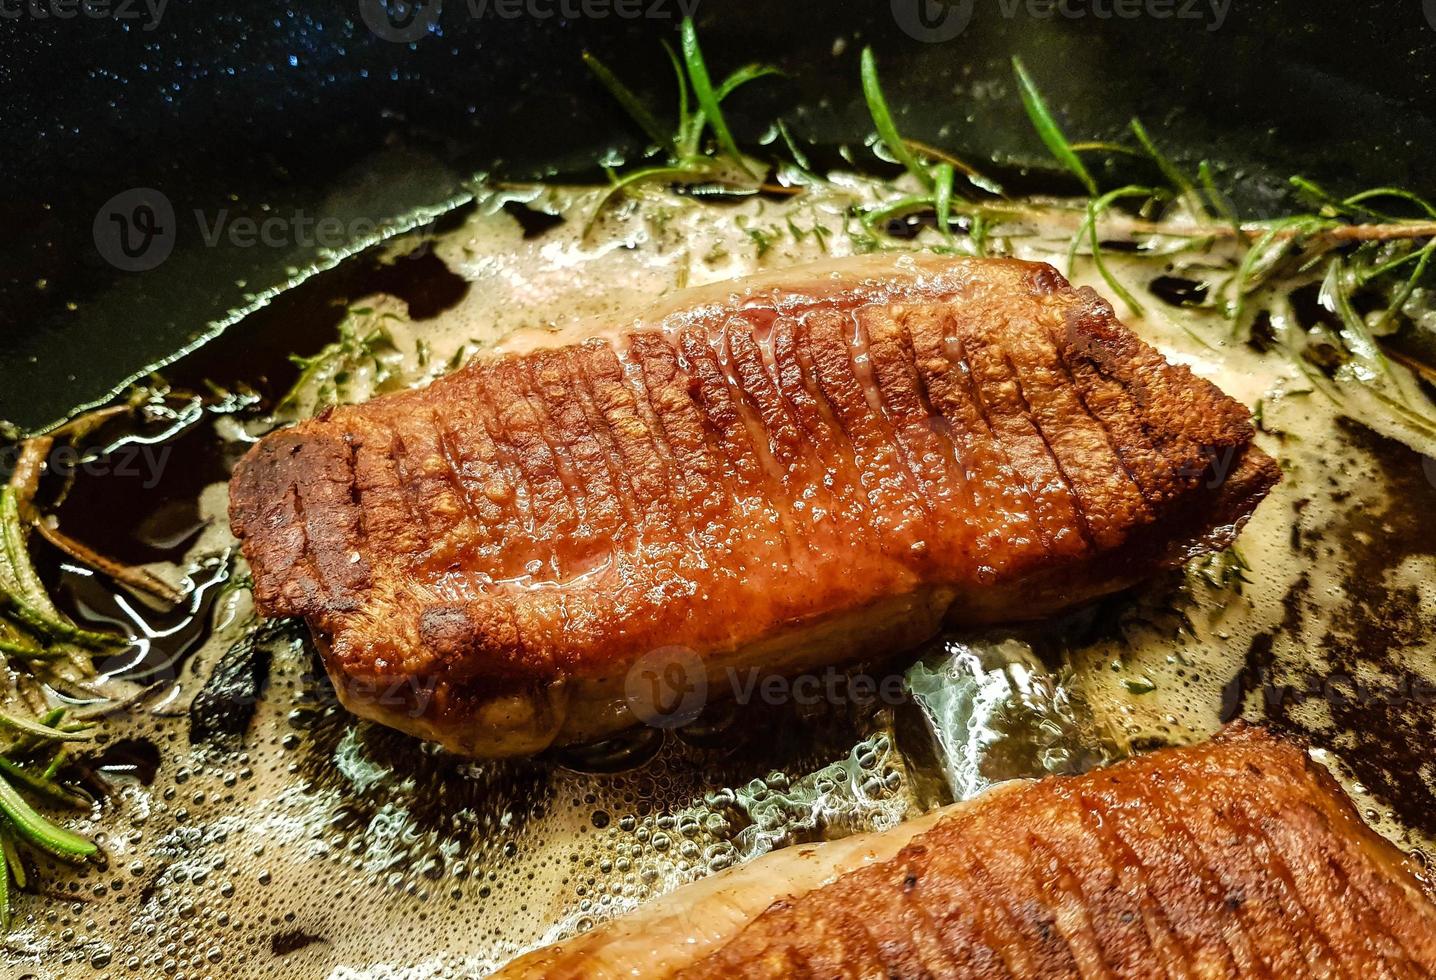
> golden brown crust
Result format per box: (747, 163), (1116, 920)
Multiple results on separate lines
(229, 256), (1280, 755)
(672, 726), (1436, 980)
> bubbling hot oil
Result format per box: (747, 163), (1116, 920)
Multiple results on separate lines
(9, 178), (1436, 977)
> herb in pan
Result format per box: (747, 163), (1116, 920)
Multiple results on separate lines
(0, 411), (190, 928)
(579, 18), (781, 232)
(581, 22), (1436, 454)
(1004, 62), (1436, 450)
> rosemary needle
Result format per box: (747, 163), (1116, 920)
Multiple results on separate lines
(0, 710), (93, 743)
(1012, 56), (1097, 196)
(0, 773), (97, 861)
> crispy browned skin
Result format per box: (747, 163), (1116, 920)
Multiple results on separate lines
(495, 727), (1436, 979)
(229, 256), (1278, 755)
(678, 726), (1436, 979)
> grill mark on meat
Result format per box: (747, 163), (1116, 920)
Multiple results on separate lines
(856, 305), (970, 526)
(493, 358), (583, 569)
(678, 326), (799, 573)
(350, 426), (425, 572)
(1276, 804), (1415, 972)
(998, 310), (1151, 550)
(947, 304), (1090, 558)
(1022, 304), (1158, 532)
(892, 308), (975, 507)
(767, 316), (875, 544)
(709, 320), (817, 573)
(891, 306), (990, 571)
(907, 305), (1048, 578)
(1338, 838), (1436, 970)
(407, 415), (495, 572)
(788, 310), (892, 542)
(799, 308), (928, 554)
(519, 355), (591, 529)
(278, 465), (320, 614)
(922, 841), (1023, 976)
(850, 305), (970, 573)
(998, 344), (1102, 553)
(1266, 807), (1400, 973)
(723, 322), (839, 562)
(562, 344), (642, 537)
(1072, 792), (1196, 979)
(1218, 805), (1341, 976)
(469, 366), (537, 542)
(628, 332), (736, 540)
(842, 306), (946, 567)
(885, 859), (974, 975)
(383, 426), (435, 554)
(1311, 835), (1406, 976)
(522, 350), (596, 532)
(573, 340), (683, 542)
(1063, 289), (1252, 497)
(723, 321), (810, 479)
(962, 842), (1055, 976)
(484, 360), (573, 556)
(434, 377), (528, 575)
(712, 318), (789, 488)
(525, 347), (622, 555)
(1320, 807), (1436, 969)
(939, 317), (1047, 544)
(429, 407), (498, 571)
(615, 341), (695, 539)
(1092, 777), (1238, 974)
(1044, 805), (1174, 980)
(982, 815), (1093, 974)
(1139, 763), (1278, 975)
(425, 405), (493, 566)
(1042, 305), (1180, 508)
(1196, 803), (1339, 975)
(1051, 310), (1183, 511)
(1025, 834), (1119, 979)
(1125, 763), (1254, 973)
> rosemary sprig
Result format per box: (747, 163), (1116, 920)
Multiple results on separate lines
(277, 309), (406, 418)
(579, 17), (781, 231)
(0, 487), (125, 651)
(861, 47), (935, 190)
(1077, 187), (1160, 317)
(0, 711), (98, 929)
(0, 771), (96, 862)
(582, 51), (670, 149)
(1013, 58), (1153, 316)
(0, 423), (144, 929)
(0, 710), (92, 743)
(1012, 56), (1097, 196)
(1130, 118), (1205, 220)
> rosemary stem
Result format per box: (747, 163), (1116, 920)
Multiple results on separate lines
(33, 520), (183, 605)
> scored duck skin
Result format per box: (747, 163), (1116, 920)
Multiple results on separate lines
(228, 254), (1278, 756)
(493, 725), (1436, 978)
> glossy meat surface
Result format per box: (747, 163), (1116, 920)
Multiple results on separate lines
(229, 255), (1277, 755)
(496, 726), (1436, 979)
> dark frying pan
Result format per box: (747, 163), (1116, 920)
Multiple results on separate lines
(3, 0), (1435, 432)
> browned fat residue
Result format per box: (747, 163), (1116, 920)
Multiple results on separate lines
(1237, 421), (1436, 840)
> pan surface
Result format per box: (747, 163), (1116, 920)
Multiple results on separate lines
(1, 2), (1435, 977)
